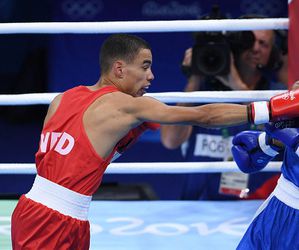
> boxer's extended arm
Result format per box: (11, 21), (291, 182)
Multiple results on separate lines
(137, 88), (299, 127)
(131, 96), (248, 127)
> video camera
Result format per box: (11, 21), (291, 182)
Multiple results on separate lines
(191, 5), (255, 76)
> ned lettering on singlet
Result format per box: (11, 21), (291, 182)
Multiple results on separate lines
(40, 132), (75, 155)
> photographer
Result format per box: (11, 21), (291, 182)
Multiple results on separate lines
(161, 11), (287, 200)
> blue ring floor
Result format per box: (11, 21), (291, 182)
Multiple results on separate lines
(0, 200), (263, 250)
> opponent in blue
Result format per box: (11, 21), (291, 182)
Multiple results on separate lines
(232, 123), (299, 249)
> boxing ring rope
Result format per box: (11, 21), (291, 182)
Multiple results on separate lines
(0, 18), (287, 175)
(0, 162), (281, 175)
(0, 90), (285, 105)
(0, 18), (288, 34)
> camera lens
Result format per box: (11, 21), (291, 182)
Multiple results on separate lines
(192, 41), (230, 76)
(195, 45), (228, 76)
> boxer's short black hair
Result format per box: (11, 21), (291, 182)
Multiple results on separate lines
(100, 34), (151, 74)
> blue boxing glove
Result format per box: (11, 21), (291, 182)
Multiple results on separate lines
(270, 117), (299, 129)
(232, 131), (281, 173)
(265, 123), (299, 156)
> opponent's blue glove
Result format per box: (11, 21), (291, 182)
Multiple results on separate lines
(232, 131), (281, 173)
(270, 117), (299, 129)
(265, 123), (299, 156)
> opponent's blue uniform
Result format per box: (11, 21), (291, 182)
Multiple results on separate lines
(237, 149), (299, 249)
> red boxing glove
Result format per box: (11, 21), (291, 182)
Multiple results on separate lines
(111, 122), (160, 162)
(248, 89), (299, 124)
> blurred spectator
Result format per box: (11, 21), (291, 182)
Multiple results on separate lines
(161, 26), (286, 200)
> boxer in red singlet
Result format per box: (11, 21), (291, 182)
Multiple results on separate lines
(10, 34), (299, 249)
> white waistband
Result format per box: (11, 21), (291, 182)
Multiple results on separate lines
(25, 175), (92, 221)
(273, 175), (299, 210)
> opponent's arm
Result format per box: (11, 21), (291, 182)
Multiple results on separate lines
(265, 124), (299, 157)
